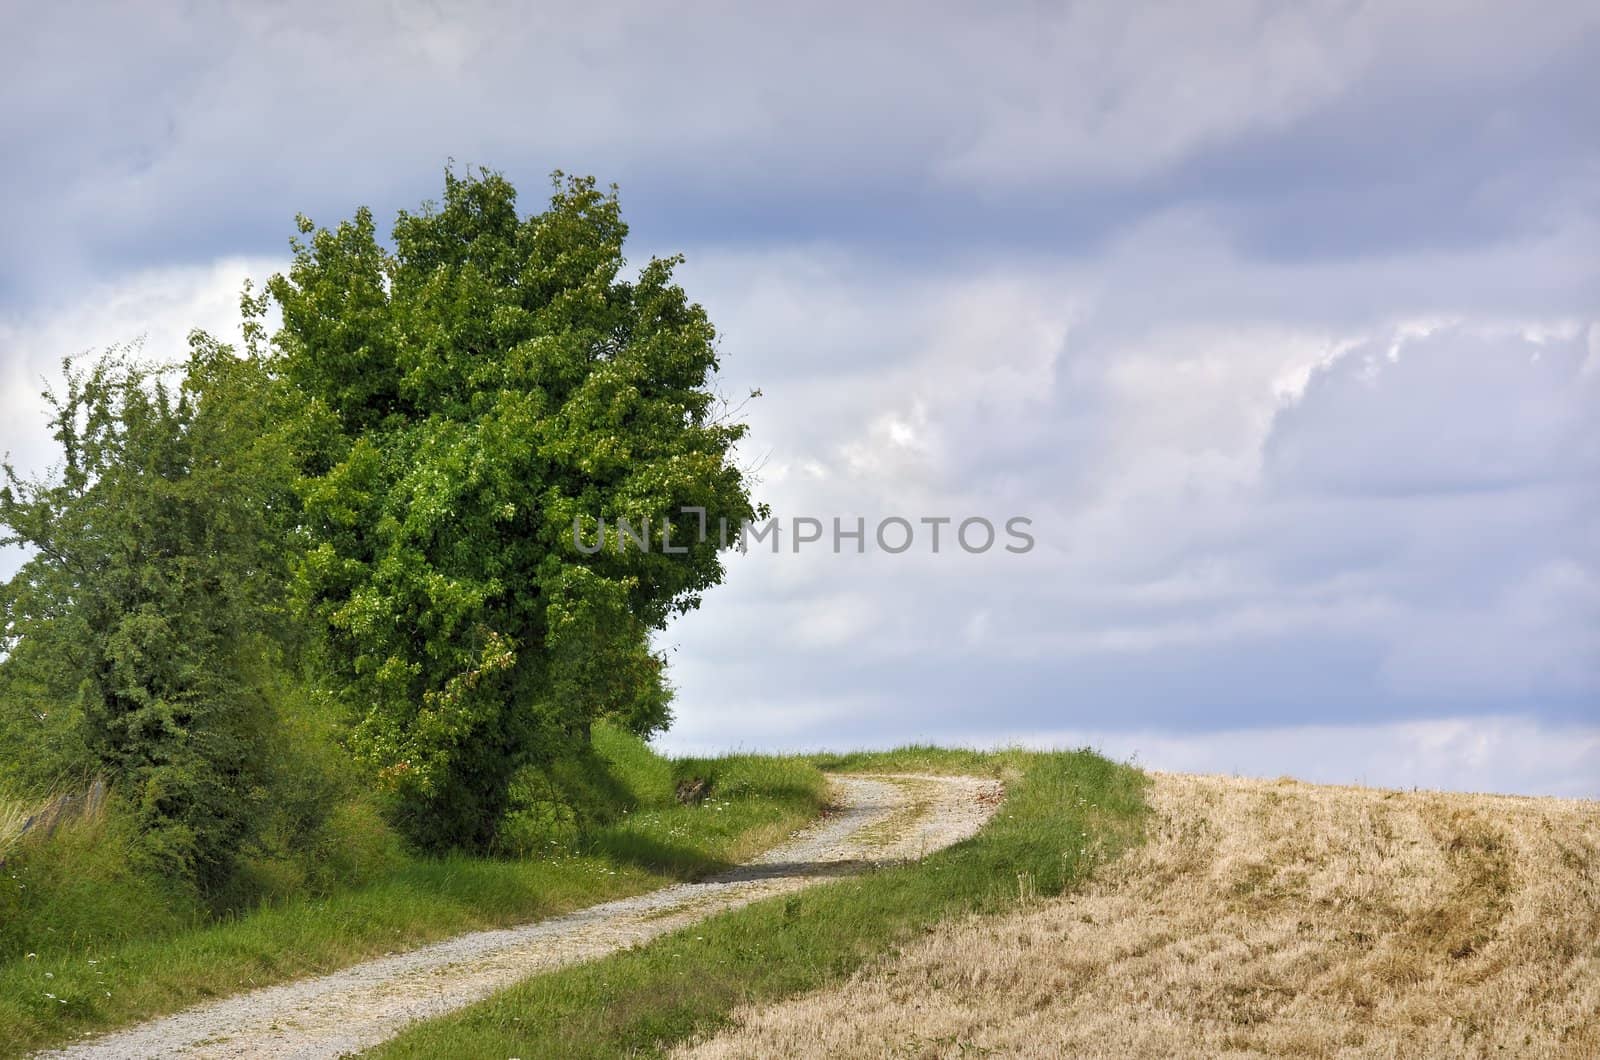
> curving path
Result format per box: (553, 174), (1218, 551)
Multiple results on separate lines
(40, 773), (1001, 1059)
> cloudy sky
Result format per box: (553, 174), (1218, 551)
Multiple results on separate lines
(3, 1), (1596, 795)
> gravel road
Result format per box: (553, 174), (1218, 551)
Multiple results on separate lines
(40, 773), (1000, 1059)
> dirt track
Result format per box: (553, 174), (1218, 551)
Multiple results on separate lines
(681, 772), (1600, 1059)
(40, 773), (1000, 1060)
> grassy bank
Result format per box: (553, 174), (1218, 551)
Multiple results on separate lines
(0, 730), (826, 1057)
(368, 746), (1148, 1059)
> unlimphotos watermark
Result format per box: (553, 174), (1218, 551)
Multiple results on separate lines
(572, 509), (1034, 555)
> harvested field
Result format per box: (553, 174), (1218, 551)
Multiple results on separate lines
(680, 772), (1600, 1059)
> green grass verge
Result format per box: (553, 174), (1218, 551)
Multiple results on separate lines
(367, 746), (1147, 1059)
(0, 737), (825, 1057)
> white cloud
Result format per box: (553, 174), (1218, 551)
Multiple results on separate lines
(0, 257), (279, 478)
(646, 228), (1599, 793)
(1263, 325), (1598, 496)
(1582, 322), (1600, 379)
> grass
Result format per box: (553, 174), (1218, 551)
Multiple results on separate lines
(366, 746), (1148, 1059)
(0, 731), (827, 1057)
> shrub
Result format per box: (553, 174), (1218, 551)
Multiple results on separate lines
(0, 340), (300, 890)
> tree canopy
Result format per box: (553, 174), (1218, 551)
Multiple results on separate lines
(263, 169), (759, 848)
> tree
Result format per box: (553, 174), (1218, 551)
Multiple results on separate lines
(264, 168), (759, 850)
(0, 337), (299, 888)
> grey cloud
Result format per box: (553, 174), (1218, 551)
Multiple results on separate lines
(1264, 327), (1599, 497)
(5, 0), (1597, 300)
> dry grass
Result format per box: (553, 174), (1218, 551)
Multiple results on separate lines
(678, 773), (1600, 1059)
(0, 780), (107, 863)
(0, 798), (30, 860)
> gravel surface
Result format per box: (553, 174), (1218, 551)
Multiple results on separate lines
(40, 773), (1000, 1060)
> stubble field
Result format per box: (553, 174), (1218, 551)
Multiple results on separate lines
(681, 772), (1600, 1059)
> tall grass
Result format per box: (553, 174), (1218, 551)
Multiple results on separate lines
(0, 798), (30, 864)
(0, 779), (110, 866)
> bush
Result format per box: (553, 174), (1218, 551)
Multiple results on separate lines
(0, 342), (301, 890)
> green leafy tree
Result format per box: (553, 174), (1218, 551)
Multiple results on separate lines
(264, 168), (759, 850)
(0, 337), (299, 888)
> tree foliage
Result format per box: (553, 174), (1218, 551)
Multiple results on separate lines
(264, 169), (758, 849)
(0, 338), (299, 887)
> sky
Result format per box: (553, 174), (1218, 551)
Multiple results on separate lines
(2, 0), (1596, 796)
